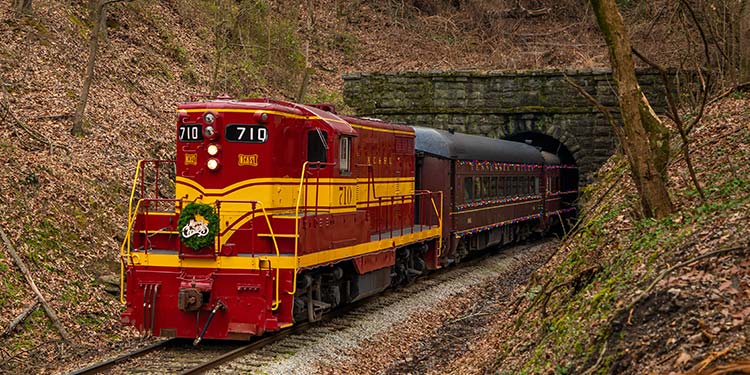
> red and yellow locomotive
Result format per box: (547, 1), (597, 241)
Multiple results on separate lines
(119, 98), (576, 341)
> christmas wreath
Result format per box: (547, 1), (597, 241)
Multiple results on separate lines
(178, 202), (220, 250)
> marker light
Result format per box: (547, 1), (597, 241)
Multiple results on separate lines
(207, 158), (220, 171)
(204, 112), (216, 124)
(204, 126), (215, 138)
(207, 144), (219, 156)
(255, 112), (268, 123)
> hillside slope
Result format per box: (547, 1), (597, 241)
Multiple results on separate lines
(0, 0), (719, 372)
(490, 95), (750, 373)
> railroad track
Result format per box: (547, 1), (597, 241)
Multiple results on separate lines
(68, 339), (175, 375)
(69, 240), (547, 375)
(68, 298), (372, 375)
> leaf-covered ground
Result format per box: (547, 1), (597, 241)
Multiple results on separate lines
(0, 0), (738, 373)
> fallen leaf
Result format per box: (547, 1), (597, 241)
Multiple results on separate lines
(675, 351), (692, 368)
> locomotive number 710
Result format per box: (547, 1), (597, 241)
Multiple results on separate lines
(339, 186), (353, 206)
(226, 124), (268, 143)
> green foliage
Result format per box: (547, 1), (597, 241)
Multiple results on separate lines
(155, 22), (189, 66)
(67, 13), (93, 39)
(332, 31), (360, 59)
(208, 0), (305, 97)
(729, 90), (747, 99)
(181, 66), (200, 85)
(305, 87), (344, 107)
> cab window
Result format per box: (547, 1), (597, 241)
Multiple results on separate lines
(339, 137), (351, 175)
(307, 129), (328, 167)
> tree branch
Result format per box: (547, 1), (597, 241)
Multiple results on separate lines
(1, 301), (39, 338)
(0, 227), (71, 343)
(632, 48), (706, 202)
(0, 82), (70, 154)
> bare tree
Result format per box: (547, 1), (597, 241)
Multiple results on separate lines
(12, 0), (32, 16)
(590, 0), (675, 218)
(740, 1), (750, 82)
(71, 0), (126, 136)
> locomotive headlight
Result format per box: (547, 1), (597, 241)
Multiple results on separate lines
(203, 112), (216, 124)
(204, 125), (216, 138)
(206, 158), (220, 171)
(207, 144), (219, 156)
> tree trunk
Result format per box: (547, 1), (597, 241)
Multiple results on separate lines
(590, 0), (674, 218)
(71, 1), (106, 136)
(12, 0), (32, 15)
(740, 0), (750, 82)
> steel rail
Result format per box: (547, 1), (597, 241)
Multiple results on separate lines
(68, 338), (177, 375)
(177, 300), (367, 375)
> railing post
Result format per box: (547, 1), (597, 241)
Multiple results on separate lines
(154, 162), (160, 206)
(215, 201), (222, 256)
(378, 197), (382, 240)
(400, 195), (405, 236)
(314, 162), (321, 216)
(250, 202), (256, 255)
(143, 201), (149, 254)
(139, 161), (146, 199)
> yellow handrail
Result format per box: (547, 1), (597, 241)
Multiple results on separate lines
(119, 198), (144, 304)
(430, 191), (443, 258)
(126, 161), (143, 228)
(118, 161), (145, 305)
(288, 161), (309, 296)
(255, 201), (282, 310)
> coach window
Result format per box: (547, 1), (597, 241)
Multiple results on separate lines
(490, 177), (497, 198)
(464, 177), (473, 202)
(535, 177), (540, 194)
(339, 137), (351, 175)
(307, 129), (328, 168)
(482, 177), (490, 199)
(474, 178), (481, 201)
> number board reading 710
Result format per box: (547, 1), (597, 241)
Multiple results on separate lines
(226, 125), (269, 143)
(178, 124), (203, 142)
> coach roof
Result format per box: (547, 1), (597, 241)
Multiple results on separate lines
(413, 126), (544, 164)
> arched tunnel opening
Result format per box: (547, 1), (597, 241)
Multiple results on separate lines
(505, 131), (580, 216)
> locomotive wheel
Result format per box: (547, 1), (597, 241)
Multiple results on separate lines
(306, 281), (330, 322)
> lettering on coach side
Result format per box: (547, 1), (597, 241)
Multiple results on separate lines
(238, 154), (259, 167)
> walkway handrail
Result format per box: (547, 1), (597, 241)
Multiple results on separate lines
(119, 198), (144, 304)
(215, 199), (283, 310)
(288, 161), (309, 296)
